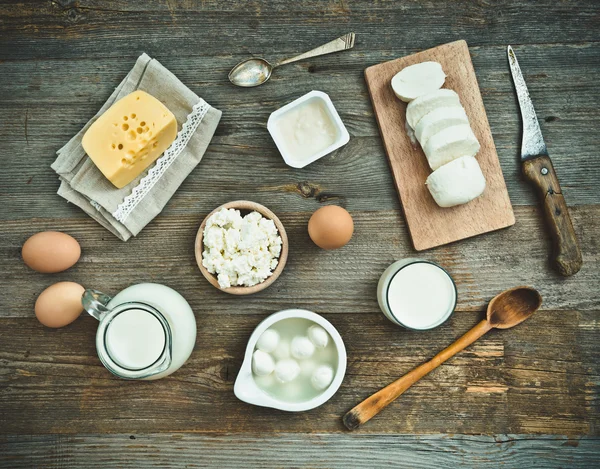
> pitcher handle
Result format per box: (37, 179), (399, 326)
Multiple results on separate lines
(82, 289), (113, 321)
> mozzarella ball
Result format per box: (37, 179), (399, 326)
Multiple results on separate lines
(252, 350), (275, 376)
(275, 359), (301, 383)
(256, 328), (279, 353)
(291, 336), (315, 359)
(273, 339), (291, 360)
(311, 365), (334, 391)
(307, 325), (329, 348)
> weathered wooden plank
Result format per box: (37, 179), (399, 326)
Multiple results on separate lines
(0, 309), (597, 435)
(1, 206), (598, 318)
(1, 433), (599, 469)
(0, 0), (598, 61)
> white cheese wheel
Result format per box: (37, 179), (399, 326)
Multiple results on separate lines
(423, 124), (480, 170)
(391, 61), (446, 102)
(406, 89), (460, 129)
(426, 156), (486, 207)
(414, 106), (469, 148)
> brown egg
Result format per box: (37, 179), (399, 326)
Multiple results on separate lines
(308, 206), (354, 250)
(22, 231), (81, 273)
(35, 282), (85, 328)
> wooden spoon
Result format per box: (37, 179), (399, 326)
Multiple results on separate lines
(343, 286), (542, 430)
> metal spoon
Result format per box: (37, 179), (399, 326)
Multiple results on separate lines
(343, 286), (543, 430)
(228, 33), (355, 87)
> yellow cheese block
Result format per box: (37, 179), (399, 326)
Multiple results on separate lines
(82, 90), (178, 189)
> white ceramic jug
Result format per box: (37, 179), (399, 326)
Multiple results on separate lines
(82, 283), (196, 380)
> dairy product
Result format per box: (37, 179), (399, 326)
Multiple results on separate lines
(256, 328), (280, 353)
(426, 156), (486, 207)
(307, 325), (329, 348)
(391, 61), (446, 102)
(273, 98), (337, 161)
(202, 208), (282, 288)
(82, 90), (177, 188)
(291, 336), (316, 359)
(378, 260), (456, 330)
(311, 365), (334, 390)
(414, 106), (469, 148)
(252, 350), (275, 376)
(406, 89), (460, 128)
(423, 124), (480, 170)
(252, 317), (339, 403)
(105, 308), (166, 370)
(275, 359), (301, 383)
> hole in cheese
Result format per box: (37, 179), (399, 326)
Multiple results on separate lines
(140, 121), (146, 126)
(123, 116), (128, 121)
(122, 123), (129, 131)
(130, 113), (136, 119)
(128, 130), (137, 141)
(118, 143), (123, 150)
(136, 127), (143, 134)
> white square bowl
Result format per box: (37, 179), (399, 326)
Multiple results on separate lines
(267, 90), (350, 169)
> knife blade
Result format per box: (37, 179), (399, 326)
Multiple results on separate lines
(508, 46), (548, 160)
(507, 45), (582, 276)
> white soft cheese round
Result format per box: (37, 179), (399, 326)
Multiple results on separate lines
(406, 89), (460, 129)
(414, 106), (469, 148)
(423, 124), (480, 170)
(391, 61), (446, 102)
(275, 359), (301, 383)
(290, 336), (315, 359)
(256, 328), (280, 353)
(252, 350), (275, 376)
(426, 156), (486, 207)
(307, 325), (329, 348)
(311, 365), (334, 391)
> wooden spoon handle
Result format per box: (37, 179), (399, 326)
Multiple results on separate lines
(343, 319), (492, 430)
(522, 155), (582, 276)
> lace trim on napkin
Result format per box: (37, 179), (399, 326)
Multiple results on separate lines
(111, 100), (210, 223)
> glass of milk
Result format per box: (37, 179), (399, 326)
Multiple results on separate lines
(377, 258), (457, 330)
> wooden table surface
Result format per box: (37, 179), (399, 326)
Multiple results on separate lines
(1, 1), (599, 467)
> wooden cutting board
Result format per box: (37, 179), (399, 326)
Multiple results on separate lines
(365, 40), (515, 251)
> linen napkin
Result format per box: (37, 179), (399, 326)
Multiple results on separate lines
(51, 53), (222, 241)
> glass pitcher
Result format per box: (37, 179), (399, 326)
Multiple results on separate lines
(82, 283), (196, 380)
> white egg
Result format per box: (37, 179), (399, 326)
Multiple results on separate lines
(275, 359), (301, 383)
(273, 339), (291, 360)
(256, 328), (280, 353)
(307, 325), (329, 348)
(252, 350), (275, 376)
(311, 365), (334, 391)
(291, 336), (315, 359)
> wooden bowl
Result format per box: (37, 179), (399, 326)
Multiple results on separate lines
(195, 201), (289, 295)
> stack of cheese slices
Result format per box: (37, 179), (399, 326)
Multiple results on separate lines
(391, 62), (486, 208)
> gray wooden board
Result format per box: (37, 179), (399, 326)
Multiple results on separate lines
(1, 434), (599, 469)
(0, 0), (599, 466)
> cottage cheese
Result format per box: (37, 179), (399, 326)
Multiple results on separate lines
(202, 208), (282, 288)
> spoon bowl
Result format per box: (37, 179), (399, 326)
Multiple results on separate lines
(487, 286), (542, 329)
(228, 58), (273, 87)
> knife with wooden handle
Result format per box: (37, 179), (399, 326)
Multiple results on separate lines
(507, 46), (582, 276)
